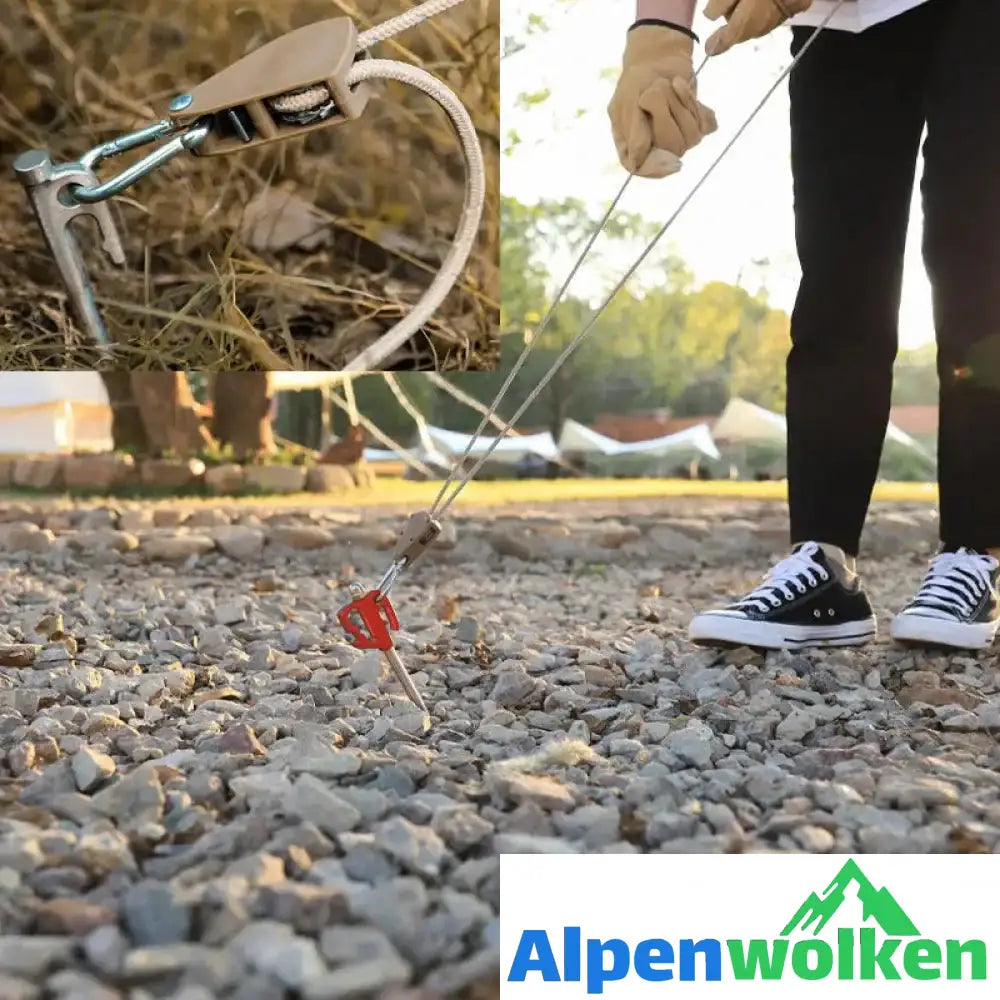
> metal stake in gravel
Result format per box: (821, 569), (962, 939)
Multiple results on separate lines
(335, 1), (847, 715)
(13, 0), (484, 369)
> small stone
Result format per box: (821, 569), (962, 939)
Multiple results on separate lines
(32, 899), (116, 936)
(487, 771), (574, 812)
(8, 741), (36, 776)
(256, 883), (349, 935)
(942, 709), (979, 732)
(372, 817), (448, 877)
(301, 955), (410, 1000)
(0, 644), (39, 667)
(776, 708), (817, 741)
(142, 533), (215, 561)
(431, 807), (494, 850)
(490, 665), (537, 707)
(350, 652), (383, 687)
(71, 747), (116, 792)
(231, 923), (324, 988)
(0, 937), (74, 978)
(269, 525), (335, 550)
(213, 526), (264, 560)
(82, 925), (128, 977)
(663, 723), (714, 767)
(217, 723), (266, 757)
(121, 881), (191, 945)
(215, 601), (247, 626)
(288, 775), (362, 836)
(91, 767), (164, 825)
(226, 852), (286, 886)
(793, 825), (836, 852)
(455, 617), (482, 644)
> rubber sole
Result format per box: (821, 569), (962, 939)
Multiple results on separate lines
(890, 613), (999, 651)
(688, 613), (877, 651)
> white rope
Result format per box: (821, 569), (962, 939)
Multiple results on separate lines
(267, 2), (485, 372)
(426, 3), (846, 518)
(337, 57), (485, 371)
(269, 87), (331, 113)
(425, 372), (523, 437)
(343, 375), (359, 425)
(383, 372), (431, 433)
(356, 0), (470, 49)
(383, 372), (457, 471)
(427, 178), (632, 516)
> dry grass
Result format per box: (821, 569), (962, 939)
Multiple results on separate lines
(0, 0), (499, 370)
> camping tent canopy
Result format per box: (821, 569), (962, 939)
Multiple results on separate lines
(712, 398), (787, 444)
(712, 396), (932, 460)
(558, 418), (720, 461)
(424, 425), (560, 465)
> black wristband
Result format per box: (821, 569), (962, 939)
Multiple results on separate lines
(629, 18), (699, 43)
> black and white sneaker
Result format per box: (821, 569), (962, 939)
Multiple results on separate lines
(890, 548), (1000, 650)
(688, 541), (877, 650)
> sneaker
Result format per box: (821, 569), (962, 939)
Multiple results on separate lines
(890, 548), (1000, 650)
(688, 541), (877, 650)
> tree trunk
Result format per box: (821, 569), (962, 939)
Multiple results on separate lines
(130, 374), (213, 457)
(98, 372), (149, 452)
(212, 373), (276, 460)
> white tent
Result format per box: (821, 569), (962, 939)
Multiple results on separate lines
(424, 424), (560, 465)
(0, 373), (113, 455)
(362, 446), (451, 470)
(712, 397), (932, 460)
(611, 424), (720, 460)
(557, 419), (620, 455)
(558, 418), (720, 461)
(712, 398), (787, 444)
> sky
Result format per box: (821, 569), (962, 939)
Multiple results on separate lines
(500, 0), (935, 351)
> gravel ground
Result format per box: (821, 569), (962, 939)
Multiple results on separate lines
(0, 495), (997, 1000)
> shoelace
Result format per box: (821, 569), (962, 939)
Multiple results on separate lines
(737, 542), (830, 614)
(909, 548), (998, 617)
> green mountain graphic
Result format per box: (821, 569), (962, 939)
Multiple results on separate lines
(781, 859), (920, 937)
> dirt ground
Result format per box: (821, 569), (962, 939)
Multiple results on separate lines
(4, 494), (999, 999)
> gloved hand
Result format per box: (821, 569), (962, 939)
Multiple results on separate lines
(704, 0), (813, 56)
(608, 25), (718, 179)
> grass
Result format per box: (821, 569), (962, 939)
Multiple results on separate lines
(0, 477), (940, 509)
(0, 0), (499, 370)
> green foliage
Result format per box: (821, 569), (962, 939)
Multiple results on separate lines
(492, 194), (796, 428)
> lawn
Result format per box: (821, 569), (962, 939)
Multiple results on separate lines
(0, 477), (938, 509)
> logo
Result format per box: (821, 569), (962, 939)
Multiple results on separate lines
(501, 855), (995, 996)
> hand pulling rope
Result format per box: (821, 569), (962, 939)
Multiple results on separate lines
(428, 3), (845, 519)
(334, 2), (847, 712)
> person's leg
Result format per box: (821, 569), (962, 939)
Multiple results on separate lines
(890, 0), (1000, 650)
(688, 7), (938, 650)
(786, 8), (936, 557)
(922, 0), (1000, 552)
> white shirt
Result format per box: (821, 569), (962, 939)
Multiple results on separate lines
(791, 0), (933, 32)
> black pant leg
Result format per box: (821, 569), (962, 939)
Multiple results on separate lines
(786, 8), (937, 555)
(922, 1), (1000, 550)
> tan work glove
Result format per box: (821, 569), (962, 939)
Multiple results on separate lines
(704, 0), (814, 56)
(608, 25), (718, 179)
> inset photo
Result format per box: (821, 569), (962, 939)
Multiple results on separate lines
(1, 0), (499, 371)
